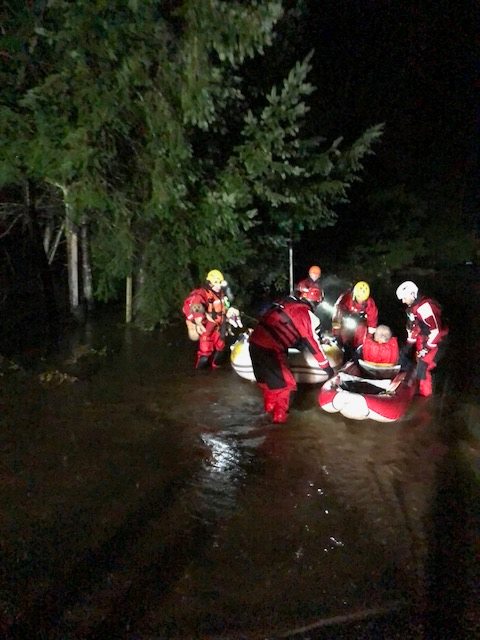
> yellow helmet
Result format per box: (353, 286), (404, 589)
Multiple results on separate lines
(206, 269), (224, 285)
(353, 281), (370, 302)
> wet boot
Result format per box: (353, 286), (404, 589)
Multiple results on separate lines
(262, 386), (275, 413)
(418, 374), (433, 397)
(272, 408), (288, 424)
(195, 354), (211, 370)
(271, 388), (291, 424)
(210, 350), (224, 369)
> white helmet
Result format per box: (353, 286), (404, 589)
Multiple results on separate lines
(396, 281), (418, 300)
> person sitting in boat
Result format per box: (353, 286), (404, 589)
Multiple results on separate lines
(331, 281), (378, 361)
(249, 287), (334, 424)
(183, 269), (241, 369)
(396, 280), (449, 397)
(294, 265), (324, 301)
(361, 325), (399, 366)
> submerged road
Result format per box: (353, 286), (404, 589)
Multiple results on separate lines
(1, 280), (479, 639)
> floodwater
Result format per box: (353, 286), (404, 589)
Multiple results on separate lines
(1, 286), (479, 639)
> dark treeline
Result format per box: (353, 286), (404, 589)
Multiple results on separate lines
(0, 0), (477, 354)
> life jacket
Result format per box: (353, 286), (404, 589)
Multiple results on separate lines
(362, 336), (399, 365)
(183, 287), (227, 321)
(251, 297), (328, 366)
(259, 301), (303, 349)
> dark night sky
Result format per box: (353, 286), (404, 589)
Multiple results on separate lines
(261, 0), (479, 269)
(291, 0), (477, 174)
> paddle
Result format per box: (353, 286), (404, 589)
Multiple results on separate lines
(383, 360), (418, 395)
(383, 371), (407, 395)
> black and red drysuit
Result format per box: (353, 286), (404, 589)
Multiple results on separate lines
(405, 295), (448, 397)
(249, 296), (332, 423)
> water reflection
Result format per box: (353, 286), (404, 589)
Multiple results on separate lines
(195, 433), (250, 519)
(1, 314), (478, 639)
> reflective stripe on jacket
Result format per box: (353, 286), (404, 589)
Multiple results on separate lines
(408, 296), (448, 350)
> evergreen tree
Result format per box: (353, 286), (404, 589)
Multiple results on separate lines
(1, 1), (383, 328)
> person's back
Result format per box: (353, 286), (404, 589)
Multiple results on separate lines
(249, 289), (332, 424)
(253, 298), (307, 349)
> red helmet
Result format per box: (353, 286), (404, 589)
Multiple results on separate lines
(300, 287), (322, 304)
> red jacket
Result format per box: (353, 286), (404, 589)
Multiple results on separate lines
(406, 295), (448, 350)
(295, 277), (324, 301)
(250, 296), (329, 368)
(185, 287), (227, 326)
(332, 290), (378, 332)
(362, 335), (399, 365)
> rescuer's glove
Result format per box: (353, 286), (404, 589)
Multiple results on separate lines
(416, 348), (428, 359)
(331, 322), (341, 337)
(323, 365), (335, 379)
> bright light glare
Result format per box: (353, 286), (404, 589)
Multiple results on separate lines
(320, 301), (335, 315)
(344, 317), (357, 330)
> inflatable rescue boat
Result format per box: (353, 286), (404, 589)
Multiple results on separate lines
(318, 359), (416, 422)
(230, 332), (343, 384)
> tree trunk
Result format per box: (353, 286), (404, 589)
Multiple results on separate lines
(43, 219), (53, 255)
(134, 266), (145, 318)
(65, 209), (80, 316)
(80, 219), (94, 311)
(47, 222), (65, 265)
(25, 180), (60, 348)
(125, 275), (133, 323)
(288, 235), (294, 294)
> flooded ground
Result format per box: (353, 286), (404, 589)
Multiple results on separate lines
(1, 271), (479, 639)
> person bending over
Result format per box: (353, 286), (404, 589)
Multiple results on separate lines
(249, 287), (334, 424)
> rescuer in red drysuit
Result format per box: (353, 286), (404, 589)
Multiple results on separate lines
(331, 281), (378, 361)
(361, 325), (399, 365)
(185, 269), (241, 369)
(294, 265), (324, 301)
(249, 287), (334, 424)
(396, 280), (448, 397)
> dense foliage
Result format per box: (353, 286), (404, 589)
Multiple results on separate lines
(1, 1), (385, 326)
